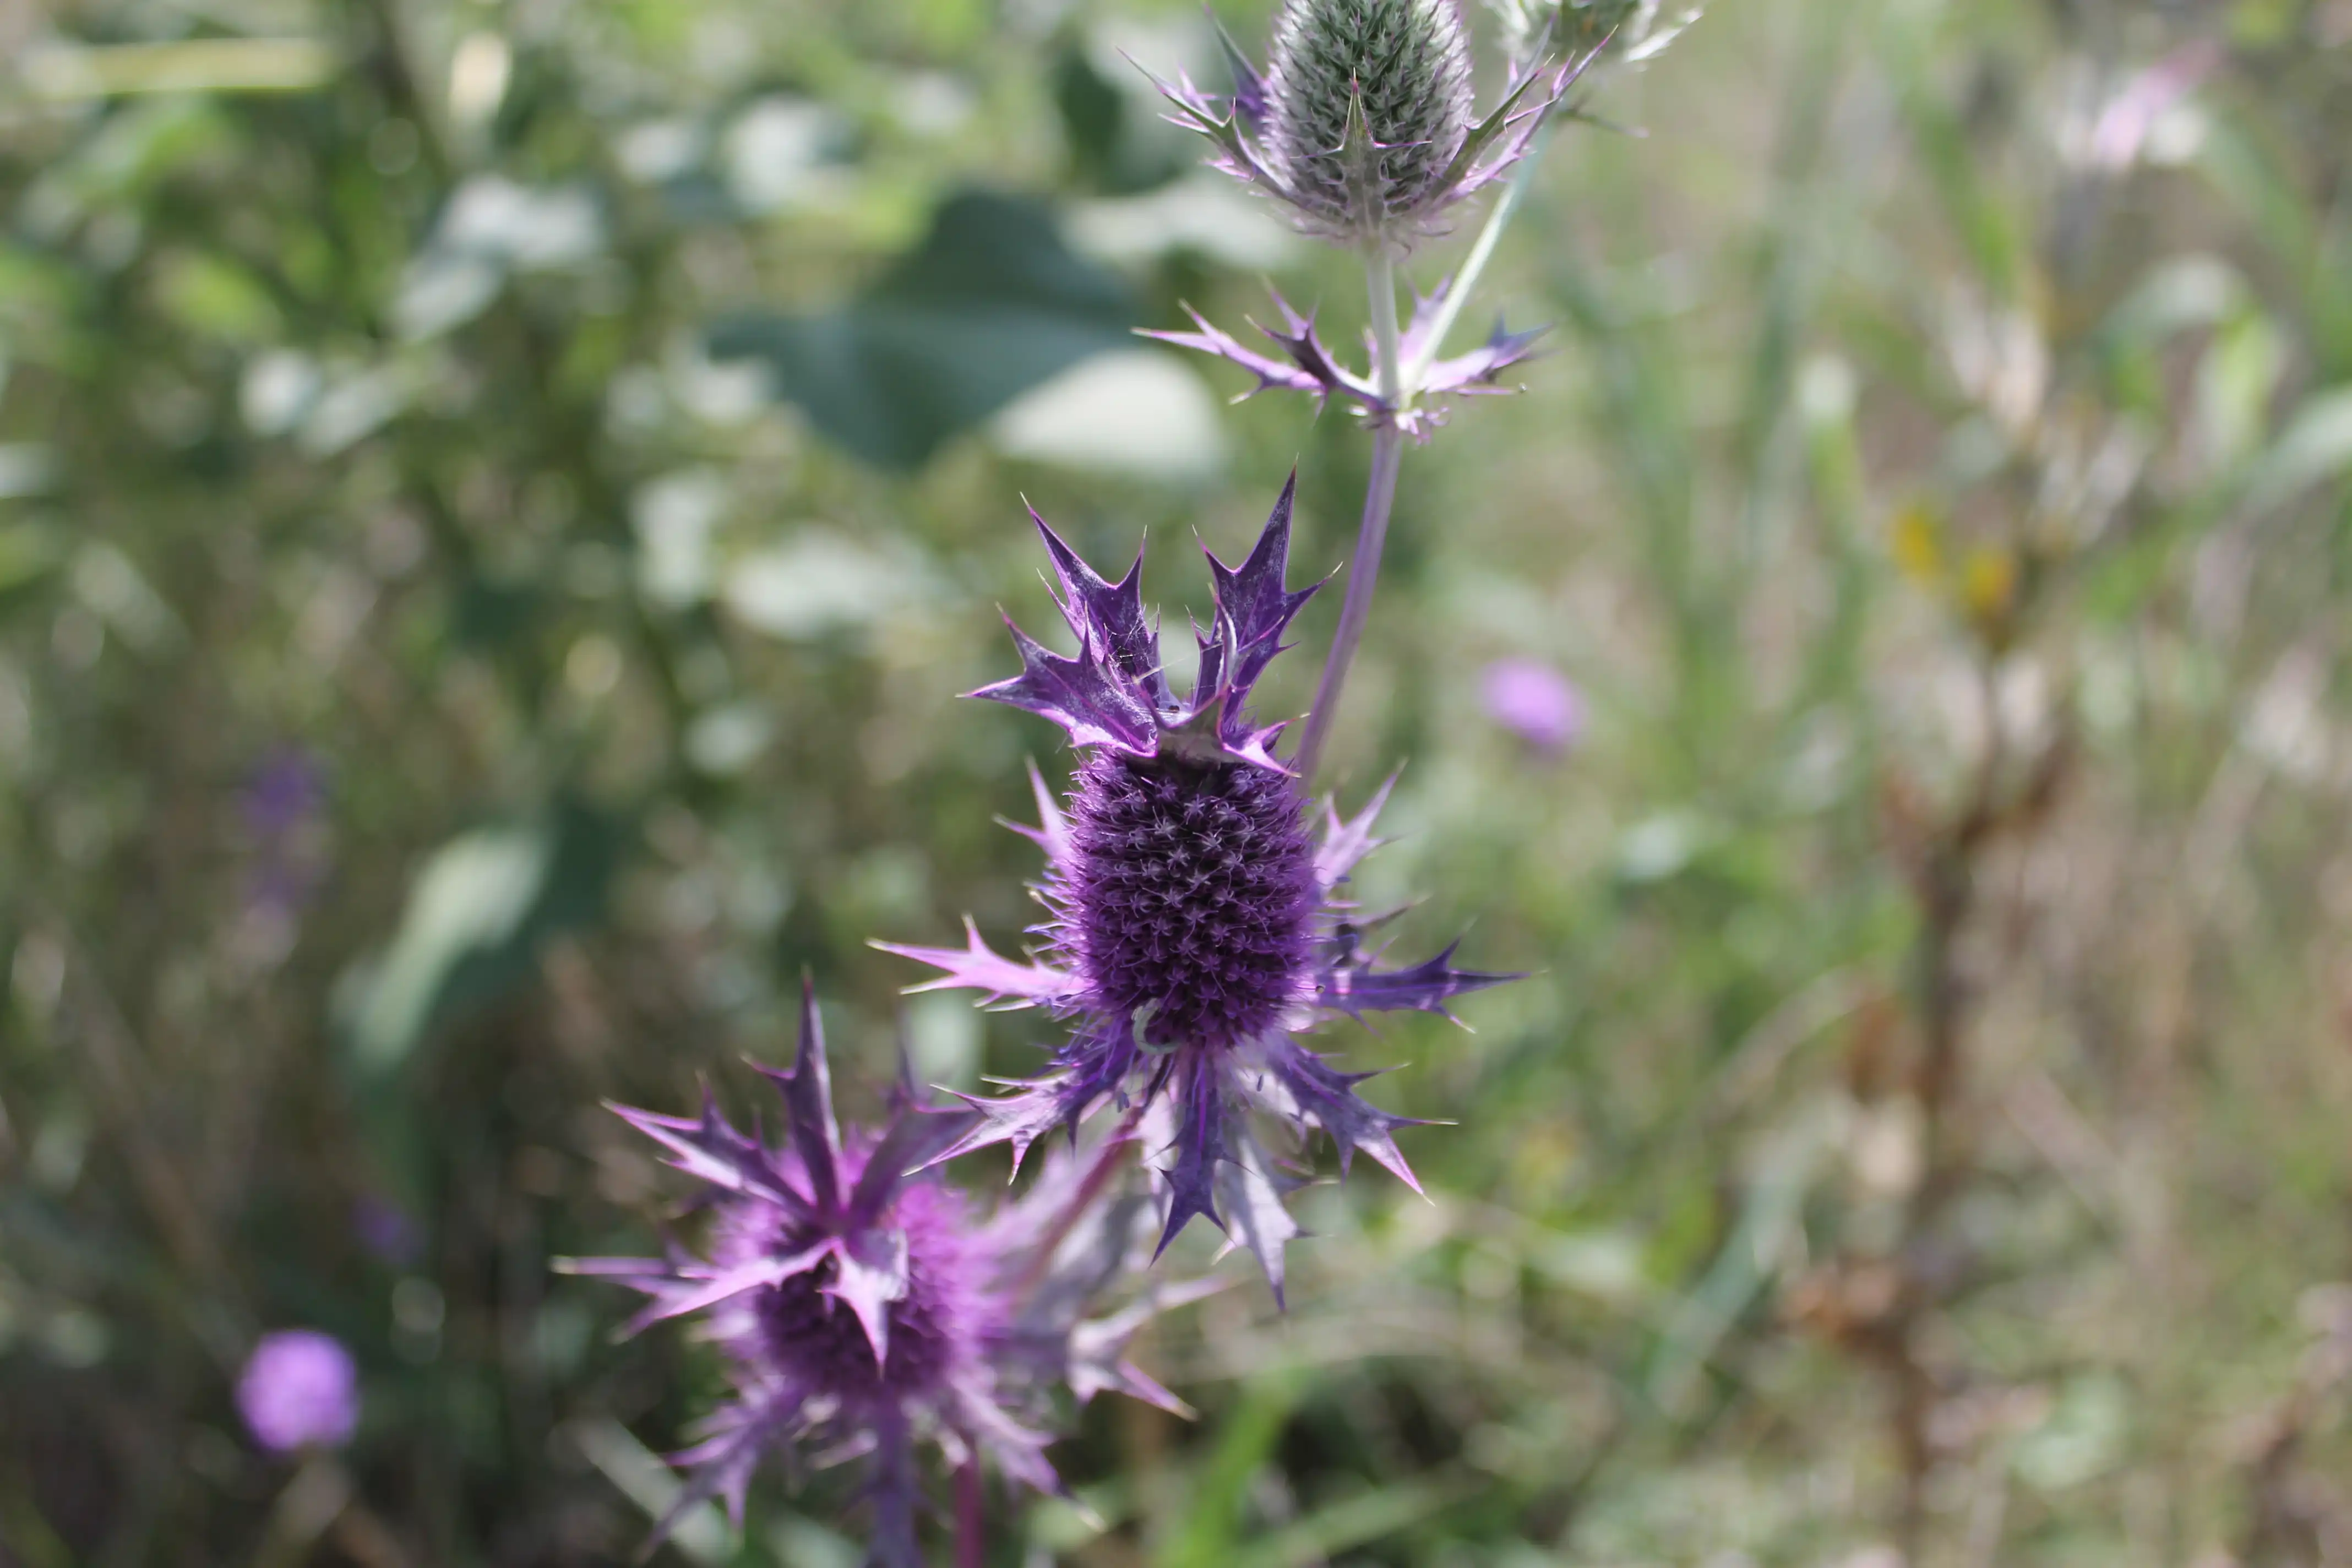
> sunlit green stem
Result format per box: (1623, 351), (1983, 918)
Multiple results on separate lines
(1403, 117), (1554, 387)
(1297, 249), (1406, 783)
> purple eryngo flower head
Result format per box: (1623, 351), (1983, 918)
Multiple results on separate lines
(1152, 0), (1592, 254)
(237, 1330), (360, 1453)
(1145, 281), (1545, 439)
(1480, 658), (1583, 752)
(560, 984), (1201, 1565)
(878, 481), (1513, 1300)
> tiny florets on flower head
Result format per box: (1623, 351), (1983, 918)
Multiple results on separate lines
(879, 480), (1517, 1302)
(1151, 0), (1590, 254)
(559, 983), (1198, 1566)
(1264, 0), (1474, 244)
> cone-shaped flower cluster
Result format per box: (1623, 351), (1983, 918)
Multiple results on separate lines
(880, 478), (1511, 1301)
(562, 984), (1205, 1565)
(1153, 0), (1581, 253)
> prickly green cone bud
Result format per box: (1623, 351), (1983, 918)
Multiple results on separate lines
(1264, 0), (1476, 248)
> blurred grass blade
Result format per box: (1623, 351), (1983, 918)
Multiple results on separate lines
(570, 1418), (732, 1565)
(17, 40), (337, 99)
(1229, 1473), (1473, 1568)
(1157, 1369), (1305, 1568)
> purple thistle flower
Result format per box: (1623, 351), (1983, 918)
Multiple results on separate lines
(1150, 0), (1592, 255)
(878, 480), (1513, 1300)
(1480, 657), (1583, 752)
(560, 984), (1203, 1564)
(1142, 281), (1545, 439)
(236, 1330), (360, 1454)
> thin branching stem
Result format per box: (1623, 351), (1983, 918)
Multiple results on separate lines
(1405, 118), (1553, 387)
(1014, 1104), (1145, 1294)
(1297, 251), (1407, 782)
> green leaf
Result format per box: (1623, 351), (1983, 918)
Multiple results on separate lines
(337, 802), (619, 1080)
(1157, 1369), (1306, 1568)
(2242, 384), (2352, 515)
(705, 188), (1135, 469)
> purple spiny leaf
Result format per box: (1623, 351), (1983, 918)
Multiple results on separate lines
(872, 919), (1073, 1009)
(1029, 507), (1168, 704)
(1318, 940), (1521, 1019)
(825, 1226), (911, 1370)
(761, 980), (844, 1214)
(972, 616), (1161, 755)
(1212, 1125), (1303, 1310)
(1155, 1053), (1231, 1259)
(1316, 772), (1397, 893)
(607, 1091), (808, 1216)
(1261, 1039), (1427, 1191)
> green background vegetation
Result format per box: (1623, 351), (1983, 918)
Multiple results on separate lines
(6, 0), (2352, 1562)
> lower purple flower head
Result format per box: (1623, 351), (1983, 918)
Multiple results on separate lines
(1481, 658), (1583, 752)
(880, 479), (1513, 1300)
(562, 983), (1200, 1566)
(237, 1330), (360, 1453)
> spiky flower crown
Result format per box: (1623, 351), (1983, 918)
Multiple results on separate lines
(1145, 280), (1547, 439)
(1264, 0), (1474, 242)
(880, 480), (1511, 1300)
(560, 985), (1202, 1565)
(1153, 0), (1581, 254)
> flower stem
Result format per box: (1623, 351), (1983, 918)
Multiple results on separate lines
(955, 1462), (984, 1568)
(1402, 117), (1552, 388)
(1014, 1104), (1144, 1294)
(1296, 251), (1407, 783)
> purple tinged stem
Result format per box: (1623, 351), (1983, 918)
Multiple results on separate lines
(1015, 1104), (1145, 1294)
(1295, 423), (1403, 782)
(955, 1461), (985, 1568)
(1297, 251), (1406, 782)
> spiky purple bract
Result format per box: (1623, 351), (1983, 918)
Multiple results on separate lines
(560, 984), (1195, 1566)
(879, 481), (1515, 1300)
(1142, 281), (1547, 439)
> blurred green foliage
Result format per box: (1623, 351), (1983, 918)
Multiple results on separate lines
(7, 0), (2352, 1564)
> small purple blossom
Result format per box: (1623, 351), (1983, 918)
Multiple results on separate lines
(1480, 658), (1583, 752)
(1144, 282), (1545, 439)
(879, 480), (1513, 1300)
(562, 984), (1200, 1564)
(236, 1330), (360, 1453)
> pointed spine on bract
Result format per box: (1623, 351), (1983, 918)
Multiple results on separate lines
(1140, 281), (1549, 439)
(971, 474), (1317, 773)
(556, 982), (1201, 1566)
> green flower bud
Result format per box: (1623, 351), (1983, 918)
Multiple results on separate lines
(1263, 0), (1476, 247)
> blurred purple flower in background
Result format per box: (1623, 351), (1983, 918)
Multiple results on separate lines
(239, 746), (329, 924)
(241, 747), (326, 838)
(236, 1330), (360, 1453)
(1480, 658), (1583, 753)
(352, 1195), (423, 1268)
